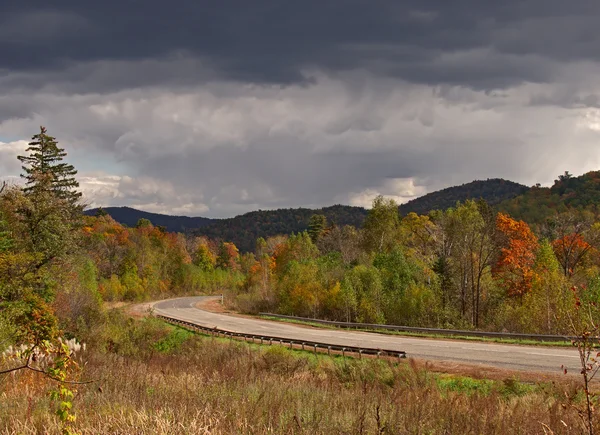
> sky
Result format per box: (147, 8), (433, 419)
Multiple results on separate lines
(2, 1), (600, 217)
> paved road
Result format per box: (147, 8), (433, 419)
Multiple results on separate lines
(153, 296), (581, 375)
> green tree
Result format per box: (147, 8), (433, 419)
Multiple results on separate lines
(194, 243), (216, 271)
(308, 214), (327, 243)
(363, 195), (400, 253)
(0, 210), (11, 253)
(4, 180), (75, 265)
(342, 265), (384, 323)
(135, 218), (152, 228)
(18, 126), (82, 210)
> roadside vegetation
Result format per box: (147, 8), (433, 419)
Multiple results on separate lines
(1, 314), (595, 434)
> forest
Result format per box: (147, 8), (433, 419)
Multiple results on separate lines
(3, 127), (600, 433)
(78, 182), (600, 335)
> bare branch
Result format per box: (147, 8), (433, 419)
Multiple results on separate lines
(0, 351), (98, 385)
(0, 363), (29, 375)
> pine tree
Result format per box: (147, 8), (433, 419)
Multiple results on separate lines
(18, 126), (82, 209)
(308, 214), (327, 243)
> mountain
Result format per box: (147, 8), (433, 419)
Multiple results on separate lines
(194, 205), (368, 252)
(499, 171), (600, 224)
(84, 206), (214, 232)
(399, 178), (529, 216)
(86, 178), (531, 252)
(85, 204), (367, 252)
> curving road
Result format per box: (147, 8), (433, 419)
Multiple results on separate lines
(153, 296), (581, 375)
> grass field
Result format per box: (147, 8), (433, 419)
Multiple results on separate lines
(0, 314), (594, 434)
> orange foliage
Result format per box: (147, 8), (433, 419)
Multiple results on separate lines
(494, 213), (539, 297)
(218, 242), (240, 270)
(552, 233), (592, 277)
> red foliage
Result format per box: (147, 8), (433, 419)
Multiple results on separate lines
(552, 233), (592, 277)
(494, 213), (539, 297)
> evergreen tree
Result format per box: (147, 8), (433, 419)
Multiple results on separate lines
(18, 126), (82, 209)
(308, 214), (327, 243)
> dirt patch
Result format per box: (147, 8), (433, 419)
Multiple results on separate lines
(195, 297), (232, 314)
(104, 301), (154, 318)
(127, 302), (154, 318)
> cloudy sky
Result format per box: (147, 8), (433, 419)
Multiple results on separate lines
(2, 1), (600, 217)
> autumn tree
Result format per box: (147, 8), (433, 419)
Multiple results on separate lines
(194, 243), (216, 271)
(545, 212), (598, 278)
(399, 212), (436, 265)
(317, 225), (361, 264)
(250, 237), (275, 301)
(494, 213), (539, 298)
(217, 242), (240, 270)
(274, 232), (318, 274)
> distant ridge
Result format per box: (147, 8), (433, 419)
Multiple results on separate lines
(194, 205), (368, 252)
(86, 178), (530, 251)
(84, 206), (214, 233)
(399, 178), (529, 216)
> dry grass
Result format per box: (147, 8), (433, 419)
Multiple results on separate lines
(0, 318), (595, 435)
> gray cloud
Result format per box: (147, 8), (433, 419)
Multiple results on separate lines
(3, 2), (600, 217)
(2, 1), (600, 90)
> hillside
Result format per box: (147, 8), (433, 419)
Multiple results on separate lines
(86, 179), (534, 252)
(195, 205), (368, 252)
(499, 171), (600, 223)
(84, 206), (214, 232)
(399, 178), (529, 216)
(85, 204), (367, 252)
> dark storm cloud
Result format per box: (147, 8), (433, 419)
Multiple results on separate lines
(3, 1), (600, 91)
(3, 1), (600, 217)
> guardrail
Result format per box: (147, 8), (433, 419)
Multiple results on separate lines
(156, 314), (407, 359)
(259, 313), (577, 343)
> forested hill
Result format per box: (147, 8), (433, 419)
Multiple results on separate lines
(85, 204), (368, 252)
(84, 206), (213, 232)
(195, 205), (368, 252)
(399, 178), (529, 216)
(499, 171), (600, 223)
(86, 178), (532, 252)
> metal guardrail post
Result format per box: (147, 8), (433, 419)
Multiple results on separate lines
(258, 312), (575, 342)
(155, 313), (407, 360)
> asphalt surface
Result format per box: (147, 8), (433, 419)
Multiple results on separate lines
(153, 296), (581, 375)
